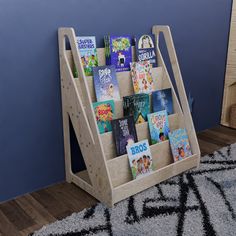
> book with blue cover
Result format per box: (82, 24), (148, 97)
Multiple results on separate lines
(126, 139), (154, 179)
(104, 35), (132, 72)
(147, 110), (170, 144)
(76, 36), (98, 76)
(130, 61), (154, 94)
(168, 128), (192, 162)
(92, 100), (115, 134)
(135, 34), (157, 67)
(93, 65), (120, 102)
(152, 88), (173, 115)
(123, 94), (150, 124)
(111, 116), (138, 156)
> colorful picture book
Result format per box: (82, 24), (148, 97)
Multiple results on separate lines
(152, 88), (173, 115)
(123, 94), (150, 124)
(104, 35), (132, 72)
(76, 36), (98, 76)
(147, 110), (170, 144)
(168, 128), (192, 162)
(126, 139), (153, 179)
(130, 61), (154, 94)
(93, 65), (120, 102)
(92, 100), (115, 134)
(111, 116), (138, 156)
(135, 34), (157, 67)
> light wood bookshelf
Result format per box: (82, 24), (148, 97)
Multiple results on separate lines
(58, 25), (201, 207)
(221, 0), (236, 127)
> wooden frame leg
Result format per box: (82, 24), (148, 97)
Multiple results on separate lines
(62, 110), (73, 183)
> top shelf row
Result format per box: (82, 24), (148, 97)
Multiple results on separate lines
(74, 34), (158, 77)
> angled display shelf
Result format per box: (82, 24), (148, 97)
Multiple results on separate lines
(58, 25), (201, 207)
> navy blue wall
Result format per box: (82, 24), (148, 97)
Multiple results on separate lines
(0, 0), (232, 202)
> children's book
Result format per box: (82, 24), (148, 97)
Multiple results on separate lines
(130, 61), (154, 94)
(92, 100), (115, 134)
(76, 36), (98, 76)
(126, 139), (154, 179)
(152, 88), (173, 115)
(135, 34), (157, 67)
(168, 128), (192, 162)
(93, 65), (120, 102)
(104, 35), (132, 72)
(147, 110), (170, 144)
(123, 94), (150, 124)
(111, 116), (138, 156)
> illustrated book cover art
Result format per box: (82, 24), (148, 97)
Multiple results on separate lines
(126, 139), (154, 179)
(92, 100), (115, 134)
(152, 88), (173, 115)
(104, 35), (132, 72)
(111, 116), (138, 156)
(135, 34), (157, 67)
(76, 36), (98, 76)
(93, 65), (120, 102)
(130, 61), (154, 94)
(168, 128), (192, 162)
(147, 110), (170, 144)
(123, 93), (150, 124)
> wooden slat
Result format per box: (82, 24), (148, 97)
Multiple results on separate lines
(107, 139), (178, 188)
(77, 67), (164, 102)
(101, 113), (180, 160)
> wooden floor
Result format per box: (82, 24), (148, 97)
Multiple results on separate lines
(1, 125), (236, 236)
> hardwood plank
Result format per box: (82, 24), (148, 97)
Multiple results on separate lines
(31, 189), (72, 220)
(0, 200), (35, 231)
(211, 126), (236, 137)
(202, 129), (236, 145)
(45, 183), (97, 213)
(15, 194), (55, 226)
(0, 209), (24, 236)
(197, 132), (230, 147)
(198, 138), (222, 156)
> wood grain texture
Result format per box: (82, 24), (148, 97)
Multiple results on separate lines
(59, 26), (200, 207)
(221, 0), (236, 126)
(0, 126), (235, 236)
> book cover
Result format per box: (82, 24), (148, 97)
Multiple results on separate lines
(92, 100), (115, 134)
(147, 110), (170, 144)
(123, 94), (150, 124)
(152, 88), (173, 115)
(93, 65), (120, 102)
(168, 128), (192, 162)
(135, 34), (157, 67)
(111, 116), (138, 156)
(130, 61), (154, 94)
(105, 35), (132, 72)
(76, 36), (98, 76)
(126, 139), (154, 179)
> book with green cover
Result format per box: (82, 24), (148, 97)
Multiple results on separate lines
(76, 36), (98, 76)
(123, 94), (150, 124)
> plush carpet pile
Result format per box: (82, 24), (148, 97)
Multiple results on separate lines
(31, 144), (236, 236)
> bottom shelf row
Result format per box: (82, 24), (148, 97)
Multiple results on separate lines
(75, 151), (199, 204)
(106, 138), (195, 188)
